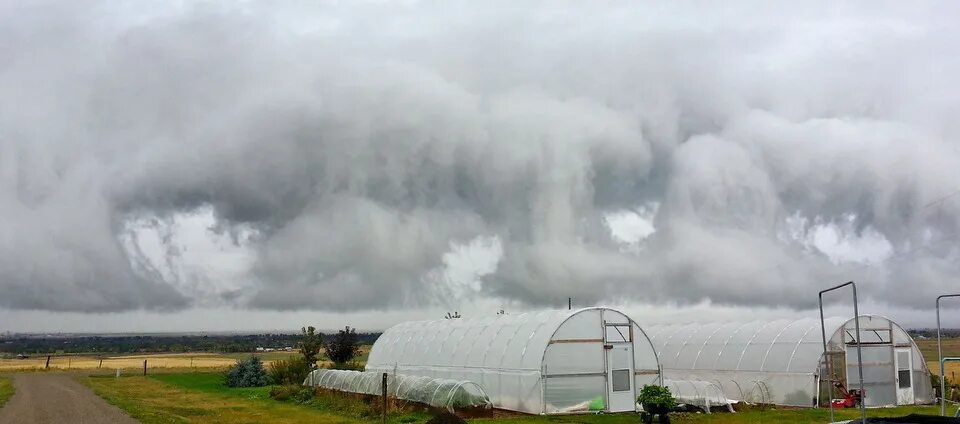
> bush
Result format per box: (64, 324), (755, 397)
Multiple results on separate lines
(293, 387), (316, 404)
(270, 357), (312, 385)
(269, 385), (301, 401)
(224, 356), (270, 388)
(638, 384), (677, 413)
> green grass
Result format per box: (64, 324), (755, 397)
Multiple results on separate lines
(479, 405), (946, 424)
(83, 372), (953, 424)
(83, 372), (429, 424)
(82, 373), (362, 423)
(0, 376), (13, 408)
(153, 373), (429, 423)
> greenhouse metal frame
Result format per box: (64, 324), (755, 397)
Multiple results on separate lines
(365, 307), (662, 414)
(645, 315), (932, 407)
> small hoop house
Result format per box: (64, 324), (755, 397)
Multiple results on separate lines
(366, 307), (661, 414)
(646, 315), (932, 407)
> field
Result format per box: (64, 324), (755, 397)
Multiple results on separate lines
(0, 352), (298, 372)
(0, 376), (12, 408)
(915, 338), (960, 381)
(0, 346), (371, 372)
(79, 371), (952, 424)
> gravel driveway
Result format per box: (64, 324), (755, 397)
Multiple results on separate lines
(0, 373), (138, 423)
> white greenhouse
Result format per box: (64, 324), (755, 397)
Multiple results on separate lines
(646, 315), (933, 408)
(365, 307), (661, 414)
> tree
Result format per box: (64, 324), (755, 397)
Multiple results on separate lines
(325, 326), (360, 365)
(225, 356), (270, 388)
(298, 326), (322, 367)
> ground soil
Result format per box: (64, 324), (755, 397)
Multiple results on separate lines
(0, 373), (138, 423)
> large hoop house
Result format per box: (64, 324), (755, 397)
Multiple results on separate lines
(646, 315), (932, 407)
(365, 307), (661, 414)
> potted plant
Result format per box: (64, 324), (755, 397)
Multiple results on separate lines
(638, 384), (676, 424)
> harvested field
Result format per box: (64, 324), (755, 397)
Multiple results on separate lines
(0, 352), (295, 372)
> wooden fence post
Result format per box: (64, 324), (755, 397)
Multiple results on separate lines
(45, 355), (50, 369)
(381, 372), (388, 424)
(143, 359), (147, 376)
(99, 358), (103, 369)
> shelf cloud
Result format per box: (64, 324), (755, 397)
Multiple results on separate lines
(2, 1), (958, 312)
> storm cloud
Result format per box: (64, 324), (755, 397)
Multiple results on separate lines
(2, 1), (959, 312)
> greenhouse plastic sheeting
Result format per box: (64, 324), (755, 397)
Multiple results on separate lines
(304, 369), (491, 410)
(647, 315), (932, 407)
(365, 307), (662, 414)
(662, 379), (734, 413)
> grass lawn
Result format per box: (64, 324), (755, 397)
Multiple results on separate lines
(81, 372), (429, 424)
(81, 372), (956, 424)
(0, 376), (13, 408)
(479, 405), (947, 424)
(82, 373), (360, 424)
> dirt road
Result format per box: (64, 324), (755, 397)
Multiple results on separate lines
(0, 374), (138, 423)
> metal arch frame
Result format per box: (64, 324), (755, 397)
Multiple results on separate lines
(691, 324), (728, 370)
(630, 321), (663, 384)
(712, 321), (755, 370)
(819, 281), (866, 424)
(735, 320), (778, 371)
(759, 319), (804, 372)
(674, 324), (707, 366)
(447, 320), (474, 366)
(433, 321), (461, 368)
(785, 321), (822, 372)
(463, 317), (497, 369)
(938, 294), (960, 416)
(656, 325), (685, 367)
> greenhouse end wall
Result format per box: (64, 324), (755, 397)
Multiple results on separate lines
(365, 307), (661, 414)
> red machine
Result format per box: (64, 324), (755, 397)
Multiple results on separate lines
(830, 380), (864, 408)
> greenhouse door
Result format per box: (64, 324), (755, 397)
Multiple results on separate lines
(895, 348), (914, 404)
(605, 323), (635, 412)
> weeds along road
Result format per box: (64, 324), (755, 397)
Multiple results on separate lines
(0, 373), (138, 424)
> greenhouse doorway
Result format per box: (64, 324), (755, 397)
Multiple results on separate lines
(605, 322), (636, 412)
(895, 348), (914, 404)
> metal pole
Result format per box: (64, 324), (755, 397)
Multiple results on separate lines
(819, 295), (834, 424)
(937, 294), (960, 416)
(819, 281), (865, 424)
(381, 372), (387, 424)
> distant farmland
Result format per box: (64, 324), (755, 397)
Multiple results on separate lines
(0, 346), (371, 372)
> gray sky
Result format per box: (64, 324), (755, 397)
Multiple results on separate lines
(2, 1), (960, 332)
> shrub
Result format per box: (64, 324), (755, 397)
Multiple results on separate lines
(638, 384), (676, 413)
(269, 385), (301, 401)
(224, 356), (270, 388)
(293, 387), (316, 404)
(269, 357), (312, 385)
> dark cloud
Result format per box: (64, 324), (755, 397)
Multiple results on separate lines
(1, 1), (959, 312)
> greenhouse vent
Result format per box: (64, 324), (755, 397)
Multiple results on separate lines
(365, 307), (662, 414)
(645, 315), (933, 407)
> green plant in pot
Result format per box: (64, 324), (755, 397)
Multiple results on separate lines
(638, 385), (676, 424)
